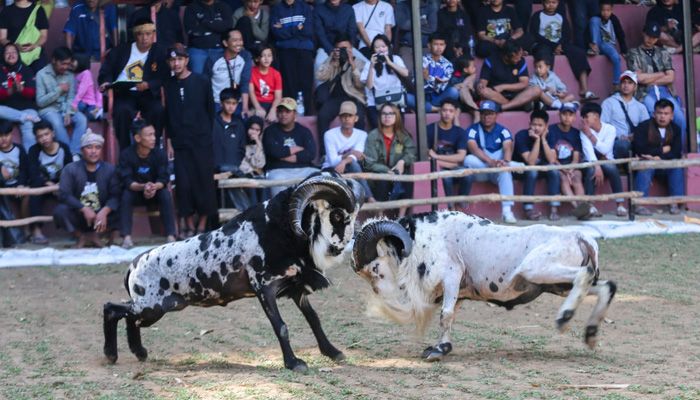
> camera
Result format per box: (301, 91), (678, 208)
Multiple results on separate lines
(376, 54), (386, 63)
(338, 48), (349, 65)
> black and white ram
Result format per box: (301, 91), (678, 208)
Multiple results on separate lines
(103, 173), (363, 372)
(352, 211), (616, 361)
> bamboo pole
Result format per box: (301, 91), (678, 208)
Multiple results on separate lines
(0, 186), (59, 196)
(632, 196), (700, 205)
(0, 216), (53, 228)
(630, 158), (700, 171)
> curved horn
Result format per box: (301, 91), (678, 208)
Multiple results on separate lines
(289, 175), (356, 238)
(346, 178), (366, 209)
(352, 220), (413, 271)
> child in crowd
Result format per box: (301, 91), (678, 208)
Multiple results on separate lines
(450, 56), (479, 122)
(239, 115), (267, 203)
(0, 120), (28, 246)
(588, 0), (627, 92)
(249, 45), (283, 123)
(72, 54), (103, 121)
(530, 56), (575, 110)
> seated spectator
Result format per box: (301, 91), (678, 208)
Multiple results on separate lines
(601, 71), (650, 159)
(315, 34), (366, 148)
(464, 100), (517, 224)
(354, 0), (395, 59)
(233, 0), (270, 51)
(63, 0), (117, 60)
(407, 33), (459, 113)
(239, 115), (266, 203)
(98, 18), (168, 150)
(249, 45), (283, 122)
(209, 28), (252, 114)
(128, 0), (184, 48)
(530, 0), (597, 102)
(184, 0), (233, 74)
(270, 0), (315, 114)
(549, 102), (597, 220)
(72, 54), (103, 121)
(450, 56), (479, 122)
(53, 132), (120, 248)
(118, 119), (176, 249)
(427, 98), (471, 211)
(626, 21), (686, 146)
(27, 119), (72, 244)
(363, 103), (416, 217)
(530, 55), (575, 110)
(263, 97), (319, 196)
(632, 99), (684, 216)
(322, 101), (374, 202)
(36, 47), (87, 157)
(0, 120), (28, 247)
(0, 43), (40, 150)
(437, 0), (474, 62)
(645, 0), (684, 53)
(361, 34), (410, 130)
(475, 0), (533, 58)
(0, 0), (49, 72)
(395, 0), (438, 48)
(313, 0), (358, 70)
(513, 110), (561, 221)
(588, 0), (628, 92)
(579, 102), (627, 217)
(477, 40), (541, 112)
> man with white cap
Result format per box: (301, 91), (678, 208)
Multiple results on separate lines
(601, 70), (650, 159)
(53, 130), (121, 248)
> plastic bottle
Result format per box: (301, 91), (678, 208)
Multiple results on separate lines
(296, 92), (305, 116)
(468, 35), (475, 58)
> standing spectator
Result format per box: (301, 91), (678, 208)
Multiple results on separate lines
(601, 71), (650, 159)
(63, 0), (117, 60)
(0, 120), (28, 246)
(626, 21), (686, 145)
(36, 46), (87, 157)
(645, 0), (684, 53)
(560, 0), (600, 49)
(27, 120), (72, 244)
(0, 43), (40, 150)
(240, 115), (266, 203)
(72, 54), (103, 121)
(164, 44), (217, 237)
(464, 100), (517, 224)
(427, 98), (471, 211)
(270, 0), (315, 114)
(437, 0), (474, 62)
(395, 0), (438, 48)
(313, 0), (358, 70)
(315, 35), (366, 148)
(588, 0), (627, 92)
(263, 97), (319, 196)
(118, 119), (176, 249)
(475, 0), (532, 58)
(363, 103), (416, 217)
(209, 28), (252, 114)
(322, 101), (374, 202)
(233, 0), (270, 51)
(354, 0), (395, 59)
(53, 132), (120, 248)
(98, 18), (168, 150)
(477, 40), (541, 112)
(407, 33), (459, 113)
(513, 110), (561, 221)
(579, 102), (627, 217)
(249, 45), (283, 122)
(530, 55), (575, 110)
(128, 0), (184, 48)
(361, 34), (410, 130)
(632, 99), (684, 216)
(0, 0), (49, 72)
(184, 0), (233, 74)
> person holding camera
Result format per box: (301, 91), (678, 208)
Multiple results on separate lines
(315, 34), (366, 153)
(361, 34), (410, 130)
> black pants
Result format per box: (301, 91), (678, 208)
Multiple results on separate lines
(53, 203), (120, 234)
(0, 196), (24, 247)
(316, 96), (366, 155)
(370, 179), (414, 202)
(112, 91), (164, 149)
(120, 188), (177, 236)
(276, 48), (314, 114)
(532, 41), (591, 79)
(174, 147), (217, 218)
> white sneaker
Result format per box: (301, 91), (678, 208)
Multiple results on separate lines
(502, 211), (517, 224)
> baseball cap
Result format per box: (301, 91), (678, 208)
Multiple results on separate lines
(643, 21), (661, 38)
(559, 102), (579, 113)
(167, 43), (188, 58)
(619, 70), (638, 85)
(339, 101), (357, 116)
(278, 97), (297, 111)
(479, 100), (500, 112)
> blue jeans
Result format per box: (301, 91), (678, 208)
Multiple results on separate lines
(634, 167), (684, 197)
(589, 17), (622, 85)
(406, 86), (459, 113)
(643, 86), (686, 145)
(0, 105), (39, 150)
(613, 138), (631, 159)
(583, 163), (625, 202)
(188, 47), (224, 75)
(39, 110), (87, 155)
(464, 154), (514, 210)
(340, 159), (374, 200)
(567, 0), (599, 48)
(521, 169), (561, 210)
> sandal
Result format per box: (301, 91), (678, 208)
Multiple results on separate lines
(549, 211), (561, 221)
(525, 209), (542, 221)
(580, 91), (599, 102)
(30, 235), (49, 245)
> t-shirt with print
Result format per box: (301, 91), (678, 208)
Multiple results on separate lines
(548, 123), (581, 165)
(427, 123), (467, 155)
(599, 18), (617, 46)
(536, 12), (563, 43)
(250, 66), (282, 104)
(361, 55), (406, 106)
(466, 122), (512, 154)
(211, 54), (246, 104)
(477, 6), (521, 39)
(480, 55), (527, 88)
(0, 145), (22, 187)
(423, 55), (453, 93)
(38, 146), (67, 182)
(116, 43), (148, 90)
(80, 169), (101, 211)
(353, 0), (395, 49)
(513, 129), (559, 164)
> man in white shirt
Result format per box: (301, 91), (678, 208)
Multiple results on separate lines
(579, 102), (627, 217)
(354, 0), (395, 58)
(322, 101), (374, 202)
(601, 71), (650, 159)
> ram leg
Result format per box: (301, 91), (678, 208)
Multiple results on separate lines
(293, 292), (345, 362)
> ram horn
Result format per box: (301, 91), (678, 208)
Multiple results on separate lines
(352, 220), (413, 271)
(345, 178), (366, 209)
(289, 175), (356, 238)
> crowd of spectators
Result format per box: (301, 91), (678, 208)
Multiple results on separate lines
(0, 0), (697, 247)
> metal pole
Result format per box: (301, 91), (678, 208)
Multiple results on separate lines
(682, 0), (697, 153)
(410, 0), (428, 161)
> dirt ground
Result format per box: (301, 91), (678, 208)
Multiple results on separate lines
(1, 233), (700, 400)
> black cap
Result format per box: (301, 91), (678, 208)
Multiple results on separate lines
(643, 21), (661, 38)
(167, 43), (189, 58)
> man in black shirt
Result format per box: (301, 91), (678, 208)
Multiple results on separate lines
(475, 0), (533, 58)
(645, 0), (684, 52)
(438, 0), (474, 62)
(118, 120), (176, 249)
(183, 0), (233, 74)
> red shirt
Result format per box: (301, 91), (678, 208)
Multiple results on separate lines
(250, 66), (282, 104)
(382, 132), (394, 165)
